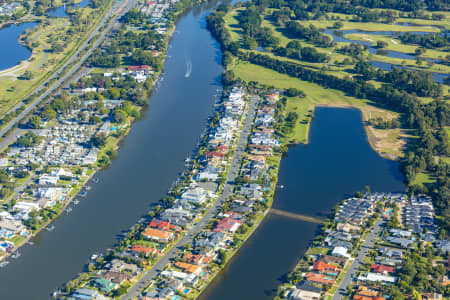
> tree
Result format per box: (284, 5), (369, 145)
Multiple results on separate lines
(20, 71), (34, 80)
(28, 116), (42, 129)
(113, 109), (127, 123)
(42, 108), (56, 120)
(89, 133), (107, 148)
(376, 40), (388, 48)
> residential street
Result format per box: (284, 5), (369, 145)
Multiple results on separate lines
(332, 218), (384, 300)
(121, 95), (259, 300)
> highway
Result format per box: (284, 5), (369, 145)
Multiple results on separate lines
(121, 95), (259, 300)
(0, 0), (138, 145)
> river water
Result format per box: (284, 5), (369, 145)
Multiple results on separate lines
(199, 107), (404, 300)
(0, 22), (36, 71)
(0, 1), (229, 298)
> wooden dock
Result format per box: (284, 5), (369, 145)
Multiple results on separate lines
(270, 208), (325, 224)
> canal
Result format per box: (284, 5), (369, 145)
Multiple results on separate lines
(0, 22), (36, 71)
(0, 0), (230, 298)
(199, 107), (404, 300)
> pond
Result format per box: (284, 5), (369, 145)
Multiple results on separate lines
(47, 0), (90, 18)
(0, 22), (37, 71)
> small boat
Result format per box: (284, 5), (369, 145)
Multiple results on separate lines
(11, 252), (21, 259)
(277, 185), (284, 189)
(85, 186), (92, 190)
(93, 178), (99, 183)
(47, 225), (55, 232)
(90, 254), (98, 260)
(0, 261), (9, 267)
(66, 207), (72, 213)
(74, 200), (80, 205)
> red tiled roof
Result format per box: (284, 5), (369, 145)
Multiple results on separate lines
(313, 261), (339, 272)
(128, 65), (150, 71)
(370, 264), (395, 274)
(213, 217), (241, 232)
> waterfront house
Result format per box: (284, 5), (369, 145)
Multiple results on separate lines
(331, 246), (351, 258)
(97, 271), (132, 285)
(182, 253), (212, 265)
(174, 262), (202, 275)
(181, 188), (208, 204)
(149, 219), (179, 232)
(198, 165), (220, 181)
(320, 255), (347, 267)
(305, 272), (335, 285)
(160, 207), (193, 226)
(92, 277), (117, 293)
(129, 245), (160, 258)
(290, 281), (321, 300)
(70, 288), (108, 300)
(142, 228), (174, 243)
(213, 217), (242, 233)
(194, 231), (226, 251)
(312, 261), (340, 273)
(105, 259), (138, 273)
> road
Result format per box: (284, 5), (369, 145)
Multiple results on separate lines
(332, 218), (384, 300)
(121, 95), (259, 300)
(0, 0), (138, 142)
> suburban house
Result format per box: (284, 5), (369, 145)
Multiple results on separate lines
(174, 262), (203, 275)
(142, 228), (174, 243)
(290, 281), (321, 300)
(370, 264), (395, 275)
(181, 188), (208, 204)
(213, 217), (242, 233)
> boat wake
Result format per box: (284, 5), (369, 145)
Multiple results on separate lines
(185, 56), (192, 78)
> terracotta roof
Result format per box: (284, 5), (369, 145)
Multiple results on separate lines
(131, 245), (151, 253)
(370, 264), (395, 274)
(182, 253), (212, 264)
(313, 261), (339, 272)
(305, 272), (335, 285)
(128, 65), (150, 71)
(174, 262), (201, 274)
(353, 296), (385, 300)
(143, 228), (173, 240)
(149, 219), (177, 231)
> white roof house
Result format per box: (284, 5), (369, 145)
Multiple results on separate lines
(181, 188), (208, 204)
(358, 272), (397, 284)
(332, 246), (351, 258)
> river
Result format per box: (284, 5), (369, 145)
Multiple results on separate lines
(0, 1), (230, 298)
(199, 107), (404, 300)
(0, 22), (37, 71)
